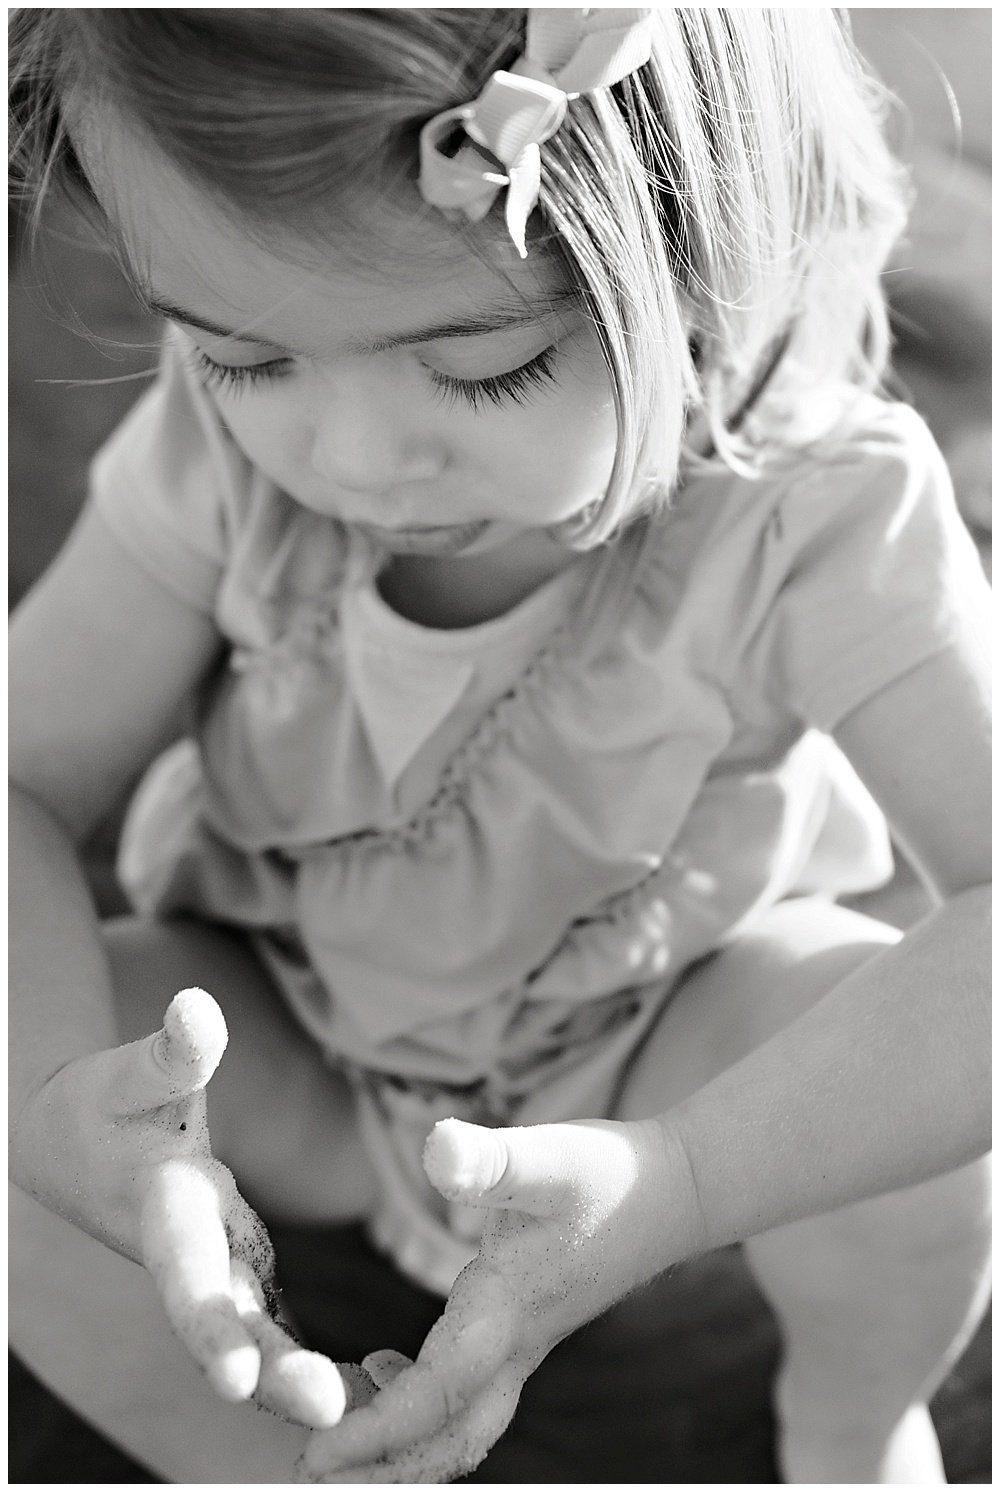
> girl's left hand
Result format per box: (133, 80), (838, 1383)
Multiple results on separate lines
(296, 1115), (699, 1484)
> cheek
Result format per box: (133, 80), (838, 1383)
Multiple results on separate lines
(560, 346), (618, 455)
(217, 398), (312, 480)
(489, 397), (616, 525)
(471, 330), (617, 499)
(534, 377), (618, 487)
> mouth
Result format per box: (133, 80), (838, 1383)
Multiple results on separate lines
(353, 519), (492, 556)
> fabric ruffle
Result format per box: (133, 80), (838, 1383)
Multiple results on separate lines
(100, 343), (978, 1295)
(119, 472), (889, 1088)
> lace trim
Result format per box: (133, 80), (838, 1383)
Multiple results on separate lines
(522, 854), (669, 987)
(277, 517), (664, 860)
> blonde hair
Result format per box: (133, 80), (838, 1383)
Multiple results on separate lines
(10, 8), (909, 541)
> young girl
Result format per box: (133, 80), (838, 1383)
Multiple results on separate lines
(9, 8), (991, 1484)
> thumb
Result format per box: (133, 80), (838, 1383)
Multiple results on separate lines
(422, 1117), (582, 1218)
(108, 987), (229, 1116)
(361, 1349), (413, 1391)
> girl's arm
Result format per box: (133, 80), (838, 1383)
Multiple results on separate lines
(298, 640), (990, 1482)
(10, 506), (348, 1427)
(661, 642), (990, 1247)
(9, 502), (221, 1113)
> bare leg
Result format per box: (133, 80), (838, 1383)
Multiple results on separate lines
(616, 898), (992, 1484)
(10, 915), (379, 1483)
(744, 1163), (990, 1484)
(103, 915), (378, 1224)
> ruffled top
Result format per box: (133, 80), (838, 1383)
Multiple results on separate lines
(94, 333), (989, 1115)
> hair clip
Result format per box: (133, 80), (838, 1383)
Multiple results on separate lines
(418, 8), (654, 257)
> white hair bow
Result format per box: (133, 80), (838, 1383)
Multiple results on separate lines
(418, 8), (654, 257)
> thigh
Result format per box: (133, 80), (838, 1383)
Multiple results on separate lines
(616, 896), (901, 1121)
(102, 914), (378, 1224)
(9, 1183), (308, 1484)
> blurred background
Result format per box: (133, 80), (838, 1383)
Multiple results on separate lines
(9, 9), (991, 1483)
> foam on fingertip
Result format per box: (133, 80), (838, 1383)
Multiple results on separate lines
(259, 1350), (349, 1427)
(156, 987), (228, 1084)
(206, 1342), (261, 1402)
(423, 1117), (507, 1199)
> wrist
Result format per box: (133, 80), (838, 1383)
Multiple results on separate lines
(8, 1059), (72, 1199)
(635, 1113), (712, 1267)
(8, 1058), (104, 1234)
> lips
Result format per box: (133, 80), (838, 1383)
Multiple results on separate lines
(354, 519), (491, 556)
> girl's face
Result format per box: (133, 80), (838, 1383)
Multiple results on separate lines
(81, 109), (620, 558)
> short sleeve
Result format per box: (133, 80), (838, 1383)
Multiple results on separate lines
(89, 328), (248, 612)
(762, 404), (991, 731)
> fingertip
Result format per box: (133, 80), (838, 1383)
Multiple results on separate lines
(155, 988), (228, 1084)
(361, 1349), (413, 1390)
(258, 1348), (349, 1428)
(205, 1340), (261, 1402)
(166, 987), (228, 1050)
(423, 1118), (509, 1200)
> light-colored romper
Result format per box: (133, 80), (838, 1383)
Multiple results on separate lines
(92, 334), (989, 1293)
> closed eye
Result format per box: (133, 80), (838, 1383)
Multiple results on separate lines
(189, 342), (562, 410)
(190, 349), (293, 394)
(428, 344), (560, 412)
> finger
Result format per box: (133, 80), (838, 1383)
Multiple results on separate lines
(221, 1182), (280, 1311)
(140, 1158), (261, 1401)
(298, 1360), (466, 1474)
(338, 1362), (382, 1411)
(361, 1350), (413, 1390)
(109, 988), (229, 1116)
(424, 1116), (646, 1220)
(212, 1165), (354, 1427)
(302, 1364), (522, 1484)
(423, 1117), (576, 1216)
(252, 1315), (353, 1427)
(228, 1259), (355, 1428)
(298, 1273), (514, 1473)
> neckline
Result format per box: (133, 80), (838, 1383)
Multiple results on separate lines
(353, 547), (598, 656)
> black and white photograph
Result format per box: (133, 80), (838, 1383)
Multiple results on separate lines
(9, 8), (991, 1484)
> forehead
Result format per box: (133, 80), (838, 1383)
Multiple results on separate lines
(73, 99), (572, 351)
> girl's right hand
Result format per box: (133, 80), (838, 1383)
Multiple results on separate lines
(8, 986), (358, 1429)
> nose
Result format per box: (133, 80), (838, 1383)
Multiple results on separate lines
(310, 369), (445, 496)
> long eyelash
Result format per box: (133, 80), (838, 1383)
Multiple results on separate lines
(191, 350), (292, 395)
(189, 345), (559, 409)
(429, 345), (559, 412)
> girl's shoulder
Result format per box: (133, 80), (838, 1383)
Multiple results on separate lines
(732, 391), (945, 505)
(622, 393), (983, 734)
(733, 392), (958, 585)
(788, 391), (946, 489)
(559, 394), (955, 663)
(656, 392), (952, 576)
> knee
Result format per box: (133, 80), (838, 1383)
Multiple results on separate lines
(735, 896), (900, 986)
(618, 899), (903, 1119)
(710, 897), (901, 1052)
(751, 1155), (992, 1297)
(868, 1153), (992, 1263)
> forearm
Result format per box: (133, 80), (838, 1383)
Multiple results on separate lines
(9, 781), (121, 1135)
(654, 885), (990, 1258)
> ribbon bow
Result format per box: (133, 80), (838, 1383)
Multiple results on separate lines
(418, 8), (654, 256)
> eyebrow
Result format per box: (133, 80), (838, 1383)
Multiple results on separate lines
(143, 291), (579, 356)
